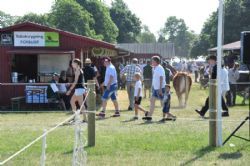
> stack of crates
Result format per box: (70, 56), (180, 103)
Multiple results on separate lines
(25, 86), (48, 103)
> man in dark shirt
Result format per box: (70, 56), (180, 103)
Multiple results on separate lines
(83, 58), (96, 82)
(195, 55), (229, 117)
(162, 62), (172, 84)
(143, 61), (152, 98)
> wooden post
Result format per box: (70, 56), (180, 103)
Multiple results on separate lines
(209, 79), (217, 146)
(87, 80), (96, 147)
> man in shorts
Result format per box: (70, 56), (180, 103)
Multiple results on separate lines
(143, 56), (166, 121)
(97, 57), (120, 118)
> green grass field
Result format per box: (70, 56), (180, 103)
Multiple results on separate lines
(0, 82), (249, 166)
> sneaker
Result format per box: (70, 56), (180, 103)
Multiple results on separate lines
(159, 118), (166, 123)
(142, 116), (152, 121)
(131, 116), (139, 120)
(96, 111), (105, 118)
(128, 107), (133, 111)
(165, 116), (176, 121)
(222, 112), (229, 117)
(195, 109), (204, 118)
(82, 120), (87, 123)
(111, 111), (120, 117)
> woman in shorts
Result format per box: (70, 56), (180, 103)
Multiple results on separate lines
(66, 59), (86, 121)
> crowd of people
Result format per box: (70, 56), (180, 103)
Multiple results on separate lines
(94, 56), (176, 122)
(48, 54), (242, 123)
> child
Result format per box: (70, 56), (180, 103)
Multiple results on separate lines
(159, 84), (176, 122)
(132, 73), (148, 120)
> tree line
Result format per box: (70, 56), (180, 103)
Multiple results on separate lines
(1, 0), (250, 58)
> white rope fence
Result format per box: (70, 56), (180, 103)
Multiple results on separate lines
(0, 89), (90, 166)
(0, 114), (75, 165)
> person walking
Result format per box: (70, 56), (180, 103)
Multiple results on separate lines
(159, 84), (176, 122)
(131, 73), (148, 120)
(120, 58), (142, 111)
(97, 57), (120, 118)
(195, 55), (229, 117)
(143, 56), (166, 121)
(66, 59), (87, 122)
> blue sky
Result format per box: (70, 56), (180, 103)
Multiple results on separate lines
(0, 0), (219, 35)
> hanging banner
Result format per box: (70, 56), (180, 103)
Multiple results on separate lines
(14, 31), (59, 47)
(92, 47), (117, 57)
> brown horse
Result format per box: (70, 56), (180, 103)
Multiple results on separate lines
(173, 72), (192, 108)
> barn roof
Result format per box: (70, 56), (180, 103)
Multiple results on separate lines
(0, 21), (115, 49)
(116, 43), (175, 58)
(208, 41), (241, 52)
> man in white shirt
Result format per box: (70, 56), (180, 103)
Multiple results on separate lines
(221, 66), (230, 97)
(97, 57), (120, 118)
(143, 56), (166, 121)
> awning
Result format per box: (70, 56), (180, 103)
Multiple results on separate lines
(208, 41), (241, 52)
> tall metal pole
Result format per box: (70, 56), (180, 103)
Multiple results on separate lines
(216, 0), (224, 147)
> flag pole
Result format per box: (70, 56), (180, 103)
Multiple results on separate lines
(216, 0), (224, 147)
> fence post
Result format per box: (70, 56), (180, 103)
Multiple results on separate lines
(40, 129), (47, 166)
(209, 79), (217, 146)
(87, 80), (96, 147)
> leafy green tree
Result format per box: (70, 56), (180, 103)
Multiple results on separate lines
(190, 0), (250, 58)
(0, 10), (17, 28)
(77, 0), (118, 43)
(110, 0), (142, 43)
(157, 35), (166, 43)
(160, 16), (196, 57)
(15, 13), (51, 26)
(137, 25), (156, 43)
(50, 0), (99, 39)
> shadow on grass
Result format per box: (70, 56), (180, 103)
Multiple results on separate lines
(121, 119), (138, 123)
(218, 144), (249, 160)
(63, 150), (73, 155)
(180, 146), (215, 166)
(63, 145), (96, 155)
(171, 106), (186, 109)
(218, 152), (242, 160)
(95, 117), (112, 121)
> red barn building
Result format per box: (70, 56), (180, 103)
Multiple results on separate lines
(0, 22), (118, 107)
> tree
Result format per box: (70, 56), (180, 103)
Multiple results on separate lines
(0, 10), (17, 28)
(137, 25), (156, 43)
(77, 0), (118, 43)
(50, 0), (99, 39)
(110, 0), (142, 43)
(157, 35), (166, 43)
(190, 0), (250, 58)
(15, 13), (51, 26)
(160, 16), (196, 57)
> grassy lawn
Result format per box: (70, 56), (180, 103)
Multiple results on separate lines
(0, 82), (249, 166)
